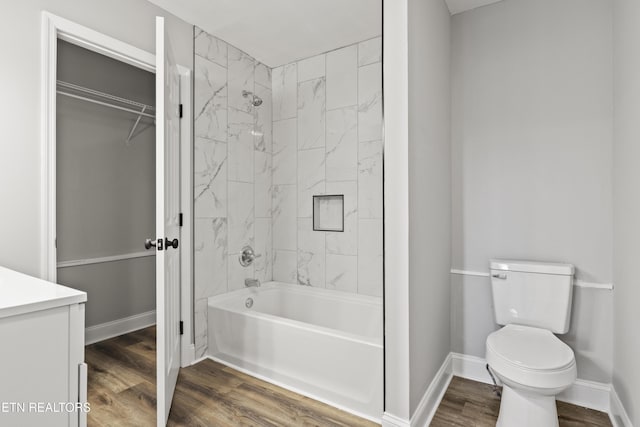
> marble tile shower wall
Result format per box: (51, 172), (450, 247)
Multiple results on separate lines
(271, 37), (383, 297)
(192, 28), (383, 357)
(193, 28), (273, 357)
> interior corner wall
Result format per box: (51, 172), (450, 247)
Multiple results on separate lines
(0, 0), (192, 278)
(192, 27), (274, 359)
(451, 0), (614, 384)
(383, 0), (452, 421)
(407, 0), (452, 415)
(383, 0), (411, 420)
(613, 0), (640, 424)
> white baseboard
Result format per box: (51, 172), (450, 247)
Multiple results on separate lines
(191, 354), (210, 366)
(557, 379), (611, 413)
(381, 412), (410, 427)
(181, 343), (196, 368)
(451, 353), (492, 383)
(610, 385), (633, 427)
(382, 353), (454, 427)
(451, 353), (611, 413)
(85, 310), (155, 345)
(411, 353), (453, 426)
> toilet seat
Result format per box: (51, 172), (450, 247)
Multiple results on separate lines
(487, 324), (576, 390)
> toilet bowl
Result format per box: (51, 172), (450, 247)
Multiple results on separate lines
(486, 259), (576, 427)
(486, 324), (577, 427)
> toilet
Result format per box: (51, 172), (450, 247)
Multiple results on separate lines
(486, 259), (577, 427)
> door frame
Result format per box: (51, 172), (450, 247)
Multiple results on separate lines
(40, 11), (195, 365)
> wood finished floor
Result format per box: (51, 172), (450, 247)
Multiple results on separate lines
(431, 376), (613, 427)
(85, 326), (377, 426)
(86, 327), (612, 427)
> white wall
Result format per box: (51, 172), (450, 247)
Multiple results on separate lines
(613, 0), (640, 423)
(383, 0), (452, 422)
(407, 0), (452, 416)
(0, 0), (192, 277)
(450, 0), (614, 383)
(383, 0), (411, 420)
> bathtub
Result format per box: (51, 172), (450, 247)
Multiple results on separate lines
(207, 282), (383, 421)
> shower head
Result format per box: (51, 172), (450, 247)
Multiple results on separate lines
(242, 90), (263, 107)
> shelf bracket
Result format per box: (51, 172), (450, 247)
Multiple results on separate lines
(126, 105), (147, 144)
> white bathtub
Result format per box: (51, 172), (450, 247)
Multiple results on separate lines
(207, 282), (383, 421)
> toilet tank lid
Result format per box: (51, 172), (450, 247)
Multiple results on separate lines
(490, 259), (574, 276)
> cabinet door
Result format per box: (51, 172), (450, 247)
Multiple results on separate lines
(0, 307), (71, 427)
(69, 303), (87, 427)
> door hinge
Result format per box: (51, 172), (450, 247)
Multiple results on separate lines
(179, 213), (183, 227)
(179, 104), (183, 118)
(179, 321), (184, 335)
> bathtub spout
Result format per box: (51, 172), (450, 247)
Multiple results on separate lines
(245, 278), (261, 288)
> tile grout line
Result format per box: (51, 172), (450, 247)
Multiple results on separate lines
(268, 67), (273, 283)
(253, 56), (257, 283)
(273, 35), (381, 71)
(225, 40), (230, 294)
(324, 50), (328, 290)
(356, 41), (360, 295)
(295, 68), (300, 286)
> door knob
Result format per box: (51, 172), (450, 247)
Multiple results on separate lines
(145, 239), (157, 250)
(165, 238), (179, 249)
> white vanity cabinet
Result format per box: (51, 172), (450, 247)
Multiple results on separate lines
(0, 266), (87, 427)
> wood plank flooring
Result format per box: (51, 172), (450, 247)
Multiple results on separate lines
(85, 326), (377, 426)
(86, 327), (612, 427)
(431, 376), (613, 427)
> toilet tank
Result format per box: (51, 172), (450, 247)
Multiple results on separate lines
(490, 259), (575, 334)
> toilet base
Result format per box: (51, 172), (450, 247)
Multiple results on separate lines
(496, 384), (559, 427)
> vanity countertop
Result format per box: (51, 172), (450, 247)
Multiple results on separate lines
(0, 266), (86, 319)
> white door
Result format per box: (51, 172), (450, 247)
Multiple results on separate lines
(155, 16), (181, 427)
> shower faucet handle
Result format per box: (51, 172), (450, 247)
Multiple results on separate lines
(239, 246), (261, 267)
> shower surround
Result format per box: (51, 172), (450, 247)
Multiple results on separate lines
(193, 27), (382, 357)
(271, 38), (383, 296)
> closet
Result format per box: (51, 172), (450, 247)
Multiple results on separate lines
(55, 40), (156, 343)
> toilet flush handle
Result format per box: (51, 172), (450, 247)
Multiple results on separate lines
(492, 273), (507, 280)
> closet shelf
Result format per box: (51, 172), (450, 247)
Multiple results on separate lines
(56, 80), (155, 143)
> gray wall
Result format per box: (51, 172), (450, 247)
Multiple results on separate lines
(56, 40), (155, 328)
(613, 0), (640, 423)
(451, 0), (613, 284)
(57, 258), (155, 327)
(0, 0), (192, 277)
(408, 0), (452, 416)
(450, 0), (614, 384)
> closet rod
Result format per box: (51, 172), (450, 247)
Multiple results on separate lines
(56, 80), (155, 119)
(57, 91), (156, 119)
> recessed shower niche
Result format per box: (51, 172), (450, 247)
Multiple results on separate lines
(313, 195), (344, 232)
